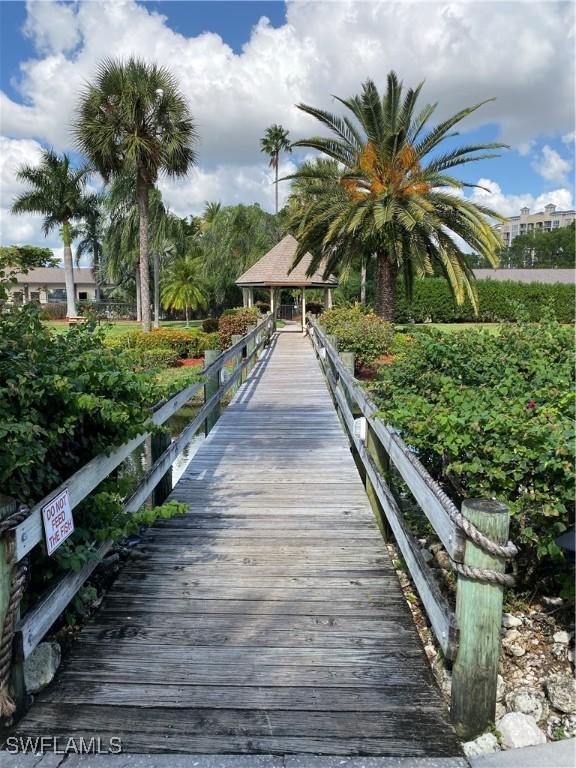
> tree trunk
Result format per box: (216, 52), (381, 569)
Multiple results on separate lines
(153, 251), (160, 329)
(374, 253), (398, 322)
(185, 305), (189, 327)
(360, 254), (367, 306)
(62, 221), (77, 317)
(135, 266), (142, 322)
(274, 156), (279, 214)
(137, 177), (151, 332)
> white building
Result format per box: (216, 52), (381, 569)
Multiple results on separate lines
(495, 204), (575, 246)
(8, 267), (101, 305)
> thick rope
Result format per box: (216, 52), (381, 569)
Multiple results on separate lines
(0, 559), (28, 717)
(0, 505), (29, 537)
(450, 558), (516, 588)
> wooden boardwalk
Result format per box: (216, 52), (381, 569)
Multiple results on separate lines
(14, 328), (462, 757)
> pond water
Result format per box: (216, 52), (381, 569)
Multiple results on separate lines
(119, 402), (204, 504)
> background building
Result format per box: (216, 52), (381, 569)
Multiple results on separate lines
(9, 267), (102, 305)
(495, 204), (575, 246)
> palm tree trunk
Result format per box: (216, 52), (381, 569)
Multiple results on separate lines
(374, 253), (398, 322)
(274, 157), (279, 214)
(62, 221), (77, 317)
(360, 254), (367, 306)
(153, 251), (160, 329)
(135, 266), (142, 322)
(185, 305), (189, 327)
(137, 177), (151, 332)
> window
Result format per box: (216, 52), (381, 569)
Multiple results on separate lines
(553, 220), (560, 228)
(47, 288), (66, 303)
(78, 291), (88, 301)
(30, 292), (40, 303)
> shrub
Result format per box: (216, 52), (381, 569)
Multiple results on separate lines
(255, 301), (270, 314)
(306, 301), (323, 316)
(0, 306), (184, 601)
(202, 317), (219, 333)
(218, 307), (261, 348)
(39, 302), (68, 320)
(372, 315), (575, 588)
(127, 328), (198, 357)
(142, 347), (180, 368)
(188, 331), (221, 357)
(394, 277), (574, 324)
(321, 304), (394, 369)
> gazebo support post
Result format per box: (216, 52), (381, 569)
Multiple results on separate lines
(242, 287), (254, 308)
(324, 288), (333, 310)
(301, 287), (306, 334)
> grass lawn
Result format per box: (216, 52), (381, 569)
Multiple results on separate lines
(44, 319), (203, 335)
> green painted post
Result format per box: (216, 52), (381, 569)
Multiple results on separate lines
(151, 429), (172, 506)
(230, 334), (242, 395)
(204, 349), (221, 436)
(451, 499), (510, 740)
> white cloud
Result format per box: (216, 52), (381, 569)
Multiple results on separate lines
(1, 0), (574, 250)
(467, 178), (573, 218)
(531, 145), (572, 184)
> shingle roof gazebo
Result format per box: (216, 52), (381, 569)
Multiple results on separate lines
(236, 234), (338, 330)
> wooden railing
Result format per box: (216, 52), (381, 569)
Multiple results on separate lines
(307, 314), (515, 739)
(0, 313), (274, 715)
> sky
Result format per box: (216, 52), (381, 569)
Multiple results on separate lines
(0, 0), (574, 261)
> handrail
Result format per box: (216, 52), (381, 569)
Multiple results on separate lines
(307, 313), (514, 738)
(6, 312), (275, 662)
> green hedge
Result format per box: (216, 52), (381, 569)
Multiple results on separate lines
(394, 278), (574, 324)
(321, 304), (394, 369)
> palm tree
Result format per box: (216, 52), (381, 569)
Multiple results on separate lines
(10, 149), (91, 317)
(76, 194), (105, 300)
(288, 74), (506, 320)
(74, 57), (198, 331)
(260, 124), (292, 214)
(161, 247), (207, 326)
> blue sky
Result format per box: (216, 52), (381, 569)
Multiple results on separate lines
(1, 0), (574, 254)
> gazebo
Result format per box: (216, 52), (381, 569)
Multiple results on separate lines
(236, 234), (338, 331)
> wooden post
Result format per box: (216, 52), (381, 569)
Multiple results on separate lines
(339, 351), (354, 375)
(151, 429), (172, 506)
(230, 334), (242, 395)
(0, 495), (26, 723)
(246, 325), (256, 374)
(301, 288), (306, 334)
(451, 499), (510, 740)
(364, 424), (392, 541)
(204, 349), (220, 436)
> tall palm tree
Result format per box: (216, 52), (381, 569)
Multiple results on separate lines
(161, 247), (207, 326)
(10, 149), (91, 317)
(260, 124), (292, 214)
(288, 74), (506, 320)
(76, 194), (104, 300)
(74, 57), (198, 331)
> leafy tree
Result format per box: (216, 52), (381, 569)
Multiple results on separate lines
(501, 223), (575, 268)
(201, 203), (284, 307)
(10, 149), (91, 316)
(0, 245), (57, 301)
(260, 124), (292, 213)
(75, 194), (105, 299)
(288, 73), (505, 320)
(74, 57), (198, 331)
(161, 248), (207, 325)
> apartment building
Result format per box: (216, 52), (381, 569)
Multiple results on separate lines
(495, 204), (575, 246)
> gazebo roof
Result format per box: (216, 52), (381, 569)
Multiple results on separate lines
(236, 235), (338, 288)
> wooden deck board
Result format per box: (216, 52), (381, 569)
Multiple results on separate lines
(13, 327), (462, 757)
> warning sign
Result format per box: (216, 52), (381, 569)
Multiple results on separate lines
(42, 489), (74, 556)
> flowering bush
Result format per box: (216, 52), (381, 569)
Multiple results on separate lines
(218, 307), (261, 348)
(372, 316), (575, 587)
(321, 304), (394, 369)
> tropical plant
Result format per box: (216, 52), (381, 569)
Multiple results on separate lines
(10, 149), (92, 317)
(260, 124), (292, 213)
(287, 73), (506, 320)
(201, 204), (284, 306)
(74, 57), (198, 331)
(75, 194), (105, 299)
(161, 248), (207, 325)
